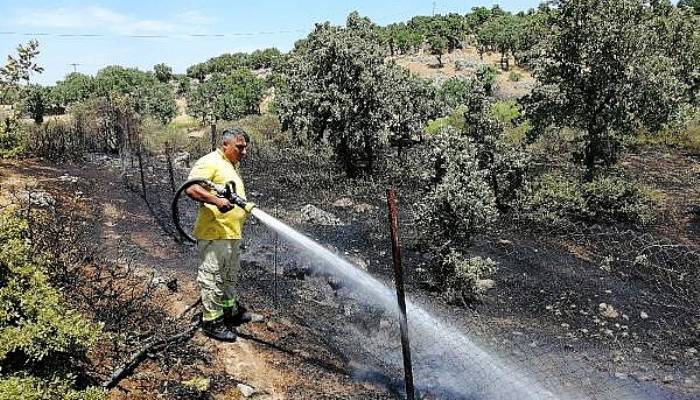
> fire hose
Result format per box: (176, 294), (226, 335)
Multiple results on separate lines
(171, 178), (255, 243)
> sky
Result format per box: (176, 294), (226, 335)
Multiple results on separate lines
(0, 0), (543, 85)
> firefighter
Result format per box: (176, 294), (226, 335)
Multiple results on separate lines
(186, 127), (262, 342)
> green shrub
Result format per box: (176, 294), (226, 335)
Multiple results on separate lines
(582, 176), (657, 225)
(0, 211), (102, 398)
(440, 251), (497, 305)
(475, 64), (498, 96)
(522, 173), (658, 226)
(0, 375), (105, 400)
(521, 173), (586, 226)
(508, 71), (522, 82)
(418, 127), (498, 245)
(0, 117), (27, 158)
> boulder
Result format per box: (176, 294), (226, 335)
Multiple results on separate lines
(299, 204), (343, 226)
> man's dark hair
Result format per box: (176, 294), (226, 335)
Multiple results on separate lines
(220, 127), (250, 146)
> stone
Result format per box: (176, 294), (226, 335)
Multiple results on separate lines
(353, 203), (374, 213)
(299, 204), (343, 226)
(640, 311), (649, 320)
(58, 174), (80, 183)
(173, 151), (190, 168)
(346, 255), (368, 270)
(475, 279), (495, 291)
(599, 303), (619, 319)
(662, 375), (674, 384)
(18, 189), (55, 208)
(237, 383), (257, 397)
(332, 197), (354, 208)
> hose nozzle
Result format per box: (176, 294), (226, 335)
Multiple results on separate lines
(221, 181), (255, 213)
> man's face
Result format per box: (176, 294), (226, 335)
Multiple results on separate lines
(222, 136), (248, 163)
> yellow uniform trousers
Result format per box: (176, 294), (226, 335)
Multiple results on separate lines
(196, 239), (241, 321)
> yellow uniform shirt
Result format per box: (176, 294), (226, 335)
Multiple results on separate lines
(188, 149), (248, 240)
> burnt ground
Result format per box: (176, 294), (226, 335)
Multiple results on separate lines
(1, 148), (698, 399)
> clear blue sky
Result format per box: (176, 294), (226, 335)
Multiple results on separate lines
(0, 0), (543, 85)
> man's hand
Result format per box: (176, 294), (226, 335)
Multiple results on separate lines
(214, 197), (234, 213)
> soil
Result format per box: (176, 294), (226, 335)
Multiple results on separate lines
(1, 147), (698, 399)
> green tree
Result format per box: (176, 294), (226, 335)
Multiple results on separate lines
(187, 69), (264, 149)
(20, 84), (51, 124)
(277, 13), (422, 177)
(52, 72), (94, 110)
(524, 0), (685, 179)
(153, 63), (173, 83)
(428, 34), (448, 67)
(94, 65), (176, 123)
(248, 48), (283, 69)
(1, 41), (43, 157)
(0, 40), (43, 104)
(678, 0), (700, 14)
(651, 7), (700, 105)
(186, 63), (208, 83)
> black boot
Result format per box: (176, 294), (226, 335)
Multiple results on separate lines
(202, 317), (237, 342)
(225, 303), (264, 326)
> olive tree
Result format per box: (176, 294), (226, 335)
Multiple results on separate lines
(187, 69), (264, 149)
(277, 13), (432, 177)
(153, 63), (173, 83)
(52, 72), (94, 111)
(1, 40), (43, 156)
(94, 66), (177, 124)
(524, 0), (686, 179)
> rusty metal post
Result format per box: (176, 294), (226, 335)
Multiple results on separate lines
(164, 141), (176, 193)
(386, 188), (415, 400)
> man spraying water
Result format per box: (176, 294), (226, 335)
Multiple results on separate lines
(184, 127), (262, 342)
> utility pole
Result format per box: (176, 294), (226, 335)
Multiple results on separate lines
(432, 1), (436, 16)
(69, 63), (82, 72)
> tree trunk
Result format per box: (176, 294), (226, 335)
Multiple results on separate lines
(210, 122), (217, 151)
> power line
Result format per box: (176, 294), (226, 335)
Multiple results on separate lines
(0, 29), (309, 40)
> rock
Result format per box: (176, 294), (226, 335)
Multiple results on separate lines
(475, 279), (495, 292)
(332, 197), (354, 208)
(173, 151), (190, 168)
(634, 347), (643, 353)
(640, 311), (649, 320)
(58, 174), (80, 184)
(18, 189), (55, 208)
(599, 303), (619, 319)
(614, 372), (627, 379)
(662, 375), (674, 384)
(299, 204), (343, 226)
(353, 203), (374, 213)
(237, 383), (257, 397)
(346, 255), (368, 270)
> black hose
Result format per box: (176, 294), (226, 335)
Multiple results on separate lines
(171, 178), (213, 243)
